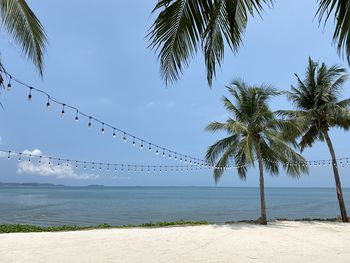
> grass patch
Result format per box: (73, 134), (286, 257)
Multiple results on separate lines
(0, 220), (209, 233)
(0, 218), (343, 233)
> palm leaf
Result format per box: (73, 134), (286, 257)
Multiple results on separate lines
(317, 0), (350, 63)
(148, 0), (272, 86)
(0, 0), (47, 75)
(148, 0), (210, 85)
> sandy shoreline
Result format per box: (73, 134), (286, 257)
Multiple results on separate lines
(0, 221), (349, 263)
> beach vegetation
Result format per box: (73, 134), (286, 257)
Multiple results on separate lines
(0, 220), (210, 233)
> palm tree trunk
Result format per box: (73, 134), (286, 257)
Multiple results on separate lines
(257, 149), (267, 225)
(323, 130), (348, 223)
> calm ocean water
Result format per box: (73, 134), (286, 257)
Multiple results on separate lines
(0, 186), (349, 226)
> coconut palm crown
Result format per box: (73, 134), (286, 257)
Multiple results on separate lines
(281, 57), (350, 222)
(205, 80), (308, 224)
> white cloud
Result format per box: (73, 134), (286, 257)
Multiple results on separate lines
(13, 149), (99, 180)
(22, 149), (42, 156)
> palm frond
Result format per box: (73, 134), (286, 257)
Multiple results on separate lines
(148, 0), (273, 86)
(205, 134), (238, 164)
(317, 0), (350, 63)
(0, 0), (47, 75)
(205, 121), (227, 132)
(148, 0), (209, 85)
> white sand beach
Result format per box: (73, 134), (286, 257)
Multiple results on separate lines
(0, 221), (350, 263)
(0, 221), (349, 263)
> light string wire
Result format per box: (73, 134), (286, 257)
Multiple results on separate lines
(1, 150), (349, 175)
(2, 70), (350, 170)
(0, 149), (252, 173)
(2, 69), (218, 167)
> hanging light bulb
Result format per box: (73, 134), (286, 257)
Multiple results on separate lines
(123, 133), (126, 142)
(180, 157), (183, 162)
(88, 117), (92, 127)
(18, 153), (22, 162)
(162, 149), (165, 157)
(7, 151), (11, 160)
(75, 110), (79, 122)
(140, 140), (144, 150)
(66, 160), (69, 167)
(107, 163), (110, 172)
(101, 123), (105, 134)
(28, 87), (33, 101)
(46, 97), (51, 109)
(168, 153), (171, 159)
(148, 143), (152, 151)
(99, 163), (102, 171)
(48, 157), (51, 165)
(75, 161), (78, 168)
(7, 76), (12, 91)
(57, 158), (60, 165)
(121, 164), (124, 172)
(114, 165), (117, 173)
(61, 104), (65, 116)
(113, 128), (116, 138)
(156, 147), (159, 155)
(38, 156), (42, 164)
(132, 136), (136, 146)
(84, 162), (86, 170)
(92, 162), (95, 170)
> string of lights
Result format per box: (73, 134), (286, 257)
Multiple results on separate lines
(2, 70), (350, 170)
(2, 69), (216, 167)
(0, 149), (253, 173)
(1, 150), (349, 175)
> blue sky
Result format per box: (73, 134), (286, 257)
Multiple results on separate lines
(0, 0), (350, 187)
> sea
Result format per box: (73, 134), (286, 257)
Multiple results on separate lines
(0, 186), (349, 226)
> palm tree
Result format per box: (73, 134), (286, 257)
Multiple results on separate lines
(205, 80), (308, 224)
(0, 0), (47, 75)
(281, 58), (350, 222)
(148, 0), (350, 86)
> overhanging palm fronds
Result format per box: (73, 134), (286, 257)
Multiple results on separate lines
(148, 0), (273, 86)
(317, 0), (350, 63)
(0, 0), (47, 75)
